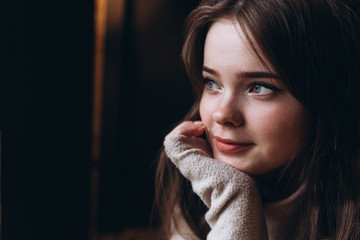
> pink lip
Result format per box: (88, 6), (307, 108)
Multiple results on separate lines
(214, 136), (253, 153)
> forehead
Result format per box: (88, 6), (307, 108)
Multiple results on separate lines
(203, 18), (275, 74)
(203, 18), (267, 72)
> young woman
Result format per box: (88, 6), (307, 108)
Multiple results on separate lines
(155, 0), (360, 239)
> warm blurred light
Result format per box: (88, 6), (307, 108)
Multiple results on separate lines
(91, 0), (126, 239)
(107, 0), (126, 31)
(134, 0), (165, 29)
(92, 0), (107, 164)
(92, 0), (108, 237)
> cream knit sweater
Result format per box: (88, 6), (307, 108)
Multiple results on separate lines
(164, 135), (304, 240)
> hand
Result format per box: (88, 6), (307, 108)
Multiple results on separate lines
(164, 121), (205, 142)
(164, 121), (212, 157)
(163, 122), (266, 240)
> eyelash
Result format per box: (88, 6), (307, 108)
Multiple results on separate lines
(202, 78), (282, 93)
(248, 82), (282, 93)
(202, 78), (220, 90)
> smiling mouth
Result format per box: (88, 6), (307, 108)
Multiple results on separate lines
(214, 136), (254, 153)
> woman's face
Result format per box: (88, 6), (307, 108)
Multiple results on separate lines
(199, 18), (308, 175)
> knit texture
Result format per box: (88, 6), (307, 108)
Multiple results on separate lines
(164, 135), (268, 240)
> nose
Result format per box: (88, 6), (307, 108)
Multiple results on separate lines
(213, 96), (244, 127)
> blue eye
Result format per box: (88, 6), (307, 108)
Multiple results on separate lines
(249, 82), (281, 95)
(251, 84), (272, 94)
(203, 78), (220, 90)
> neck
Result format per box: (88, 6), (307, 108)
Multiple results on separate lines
(255, 165), (300, 202)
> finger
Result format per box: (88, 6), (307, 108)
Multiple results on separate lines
(166, 124), (204, 140)
(170, 121), (204, 136)
(193, 121), (204, 125)
(165, 121), (205, 142)
(181, 124), (205, 137)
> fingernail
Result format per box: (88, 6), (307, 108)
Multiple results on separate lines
(193, 121), (203, 125)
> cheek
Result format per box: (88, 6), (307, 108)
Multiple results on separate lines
(199, 95), (218, 144)
(254, 103), (308, 153)
(199, 95), (212, 124)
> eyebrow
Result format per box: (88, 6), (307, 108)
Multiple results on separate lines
(202, 65), (280, 80)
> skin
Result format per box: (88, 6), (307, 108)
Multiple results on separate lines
(166, 18), (308, 176)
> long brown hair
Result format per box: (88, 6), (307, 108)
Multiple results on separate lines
(155, 0), (360, 239)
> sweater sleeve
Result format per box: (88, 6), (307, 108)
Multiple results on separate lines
(164, 135), (268, 240)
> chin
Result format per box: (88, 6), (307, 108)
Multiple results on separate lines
(214, 155), (258, 174)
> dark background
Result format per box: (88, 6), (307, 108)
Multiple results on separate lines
(2, 0), (199, 239)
